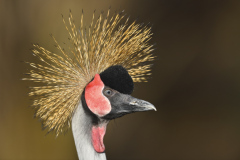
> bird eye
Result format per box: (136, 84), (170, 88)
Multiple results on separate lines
(104, 89), (112, 96)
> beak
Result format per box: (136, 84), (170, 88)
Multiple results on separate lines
(129, 98), (157, 112)
(103, 92), (156, 120)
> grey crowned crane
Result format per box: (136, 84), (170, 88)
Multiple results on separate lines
(24, 9), (156, 160)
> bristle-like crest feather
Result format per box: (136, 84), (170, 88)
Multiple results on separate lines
(24, 10), (155, 135)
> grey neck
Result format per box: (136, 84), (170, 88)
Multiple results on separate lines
(72, 102), (107, 160)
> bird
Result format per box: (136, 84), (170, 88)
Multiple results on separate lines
(23, 9), (156, 160)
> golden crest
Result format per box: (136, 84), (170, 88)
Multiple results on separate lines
(23, 9), (154, 136)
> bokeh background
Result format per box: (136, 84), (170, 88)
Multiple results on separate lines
(1, 0), (240, 159)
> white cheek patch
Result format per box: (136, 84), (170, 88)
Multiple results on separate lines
(85, 74), (111, 117)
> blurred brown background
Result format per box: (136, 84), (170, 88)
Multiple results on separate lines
(1, 0), (240, 160)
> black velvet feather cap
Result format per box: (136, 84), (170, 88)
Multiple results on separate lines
(100, 65), (134, 94)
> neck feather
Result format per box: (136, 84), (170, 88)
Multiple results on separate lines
(72, 102), (107, 160)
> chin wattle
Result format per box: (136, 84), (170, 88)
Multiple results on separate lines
(91, 124), (107, 153)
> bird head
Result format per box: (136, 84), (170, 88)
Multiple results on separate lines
(23, 10), (156, 156)
(82, 65), (156, 153)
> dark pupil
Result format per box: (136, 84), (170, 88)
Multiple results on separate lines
(106, 90), (111, 95)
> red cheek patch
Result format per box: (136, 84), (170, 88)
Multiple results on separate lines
(85, 74), (111, 117)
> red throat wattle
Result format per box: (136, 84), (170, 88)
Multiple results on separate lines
(91, 125), (106, 153)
